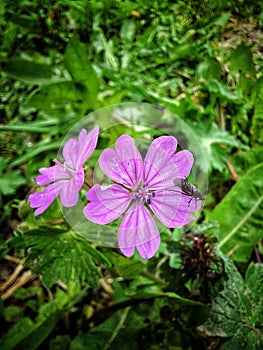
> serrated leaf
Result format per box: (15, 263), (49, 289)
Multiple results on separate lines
(199, 261), (263, 349)
(9, 228), (110, 288)
(187, 121), (244, 171)
(207, 163), (263, 262)
(0, 157), (26, 195)
(2, 59), (53, 84)
(0, 172), (26, 195)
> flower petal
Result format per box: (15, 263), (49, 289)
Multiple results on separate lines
(28, 183), (61, 215)
(76, 126), (99, 167)
(136, 234), (160, 260)
(59, 178), (81, 207)
(36, 164), (70, 186)
(118, 203), (160, 259)
(62, 138), (78, 170)
(62, 126), (99, 169)
(144, 137), (178, 190)
(186, 195), (203, 211)
(171, 150), (194, 179)
(148, 136), (177, 155)
(99, 135), (143, 188)
(149, 189), (195, 227)
(83, 184), (131, 224)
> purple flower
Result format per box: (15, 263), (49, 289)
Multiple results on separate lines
(29, 126), (99, 216)
(83, 135), (197, 259)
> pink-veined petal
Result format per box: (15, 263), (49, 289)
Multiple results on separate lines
(28, 183), (61, 215)
(171, 150), (194, 179)
(148, 136), (177, 155)
(149, 189), (195, 227)
(76, 126), (99, 167)
(136, 234), (160, 260)
(83, 184), (131, 224)
(144, 139), (178, 190)
(62, 126), (99, 169)
(59, 179), (80, 207)
(99, 135), (143, 188)
(118, 203), (160, 259)
(62, 138), (79, 169)
(36, 164), (71, 186)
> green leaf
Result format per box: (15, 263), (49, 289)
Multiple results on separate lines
(155, 42), (195, 64)
(49, 335), (71, 350)
(94, 28), (119, 70)
(17, 310), (61, 350)
(70, 307), (144, 350)
(207, 163), (263, 262)
(169, 252), (182, 269)
(9, 227), (110, 288)
(207, 79), (241, 102)
(120, 19), (136, 44)
(107, 251), (145, 279)
(0, 318), (34, 350)
(27, 81), (83, 117)
(196, 57), (221, 82)
(2, 59), (53, 84)
(187, 121), (244, 171)
(0, 119), (58, 133)
(230, 43), (256, 95)
(4, 305), (22, 322)
(251, 77), (263, 146)
(0, 297), (64, 350)
(10, 139), (62, 167)
(232, 147), (263, 174)
(230, 43), (255, 77)
(0, 157), (26, 195)
(199, 261), (263, 349)
(64, 38), (100, 93)
(206, 12), (231, 28)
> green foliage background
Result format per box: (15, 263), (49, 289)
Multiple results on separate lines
(1, 0), (263, 349)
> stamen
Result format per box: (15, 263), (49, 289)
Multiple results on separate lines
(132, 183), (156, 205)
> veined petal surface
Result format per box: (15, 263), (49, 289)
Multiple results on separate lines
(83, 184), (131, 224)
(118, 203), (160, 259)
(99, 135), (143, 188)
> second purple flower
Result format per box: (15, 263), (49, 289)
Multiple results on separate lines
(83, 135), (198, 259)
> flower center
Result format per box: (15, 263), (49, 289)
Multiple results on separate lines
(132, 183), (155, 205)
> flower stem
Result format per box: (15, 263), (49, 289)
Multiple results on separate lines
(84, 180), (92, 189)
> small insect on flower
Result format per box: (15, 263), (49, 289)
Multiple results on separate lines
(173, 178), (205, 207)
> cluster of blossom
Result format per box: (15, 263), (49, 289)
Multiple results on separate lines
(29, 126), (201, 259)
